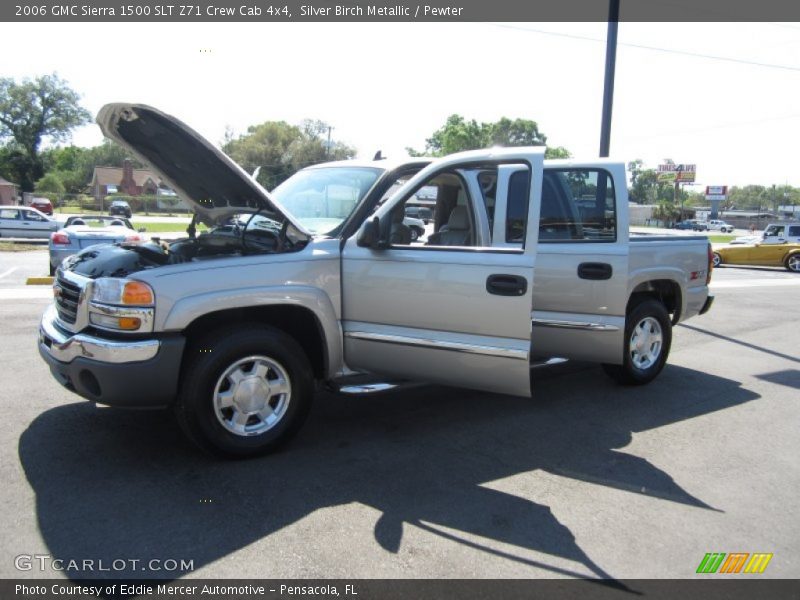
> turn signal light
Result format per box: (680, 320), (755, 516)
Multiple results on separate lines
(50, 232), (70, 245)
(117, 317), (142, 330)
(122, 281), (154, 305)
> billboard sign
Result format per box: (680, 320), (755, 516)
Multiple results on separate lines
(705, 185), (728, 201)
(657, 163), (696, 183)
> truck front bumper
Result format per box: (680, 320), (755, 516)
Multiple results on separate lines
(38, 304), (185, 408)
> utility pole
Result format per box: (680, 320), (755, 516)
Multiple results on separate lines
(326, 126), (333, 159)
(599, 0), (620, 157)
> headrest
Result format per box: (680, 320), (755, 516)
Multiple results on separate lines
(447, 206), (469, 230)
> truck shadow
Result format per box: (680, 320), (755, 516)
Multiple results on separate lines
(19, 363), (758, 582)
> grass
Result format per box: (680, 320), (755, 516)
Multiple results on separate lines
(0, 241), (45, 252)
(133, 221), (207, 233)
(708, 234), (736, 243)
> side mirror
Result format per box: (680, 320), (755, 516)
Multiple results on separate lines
(357, 216), (384, 249)
(356, 217), (390, 250)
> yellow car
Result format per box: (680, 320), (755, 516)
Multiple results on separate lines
(713, 242), (800, 273)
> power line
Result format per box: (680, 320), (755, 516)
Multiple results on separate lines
(494, 24), (800, 73)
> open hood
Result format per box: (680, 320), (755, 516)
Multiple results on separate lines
(96, 103), (311, 236)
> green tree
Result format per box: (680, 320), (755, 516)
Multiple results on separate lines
(408, 114), (570, 158)
(34, 172), (65, 194)
(223, 120), (355, 190)
(0, 74), (91, 191)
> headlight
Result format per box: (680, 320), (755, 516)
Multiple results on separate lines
(92, 278), (154, 306)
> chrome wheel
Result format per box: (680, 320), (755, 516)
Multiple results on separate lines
(788, 255), (800, 273)
(213, 355), (291, 437)
(629, 317), (663, 370)
(712, 253), (721, 268)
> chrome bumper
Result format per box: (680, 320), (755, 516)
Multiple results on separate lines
(39, 304), (159, 364)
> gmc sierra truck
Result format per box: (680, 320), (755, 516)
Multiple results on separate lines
(38, 104), (714, 457)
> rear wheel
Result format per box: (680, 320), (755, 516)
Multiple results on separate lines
(175, 325), (314, 458)
(712, 252), (722, 268)
(602, 299), (672, 386)
(785, 253), (800, 273)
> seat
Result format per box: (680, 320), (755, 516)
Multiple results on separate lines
(109, 219), (125, 226)
(427, 206), (470, 246)
(71, 218), (86, 226)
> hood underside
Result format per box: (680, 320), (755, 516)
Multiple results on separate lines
(96, 103), (310, 237)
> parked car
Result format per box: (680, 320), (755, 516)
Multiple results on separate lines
(674, 219), (707, 231)
(30, 197), (54, 216)
(405, 205), (433, 224)
(403, 215), (426, 241)
(0, 206), (60, 239)
(38, 103), (713, 458)
(706, 219), (735, 233)
(713, 242), (800, 272)
(109, 199), (133, 218)
(48, 215), (142, 276)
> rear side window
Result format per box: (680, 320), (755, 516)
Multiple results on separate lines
(539, 169), (616, 242)
(0, 209), (19, 220)
(787, 226), (799, 237)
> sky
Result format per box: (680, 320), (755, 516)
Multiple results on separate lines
(2, 21), (800, 188)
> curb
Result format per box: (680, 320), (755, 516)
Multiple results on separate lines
(26, 277), (54, 285)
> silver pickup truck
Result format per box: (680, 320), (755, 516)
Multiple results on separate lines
(38, 104), (714, 457)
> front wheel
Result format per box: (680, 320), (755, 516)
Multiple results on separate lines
(409, 227), (419, 241)
(602, 299), (672, 386)
(712, 252), (722, 268)
(175, 325), (314, 458)
(785, 253), (800, 273)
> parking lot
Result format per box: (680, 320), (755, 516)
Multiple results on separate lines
(0, 246), (798, 581)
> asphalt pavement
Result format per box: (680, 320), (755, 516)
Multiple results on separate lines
(0, 257), (797, 582)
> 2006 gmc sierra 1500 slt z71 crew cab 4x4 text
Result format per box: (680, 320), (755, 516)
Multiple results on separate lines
(38, 104), (715, 457)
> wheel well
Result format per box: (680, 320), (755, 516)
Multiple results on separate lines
(183, 305), (327, 380)
(628, 279), (681, 322)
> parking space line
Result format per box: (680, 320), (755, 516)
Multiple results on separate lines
(711, 279), (800, 289)
(0, 267), (18, 280)
(0, 287), (53, 300)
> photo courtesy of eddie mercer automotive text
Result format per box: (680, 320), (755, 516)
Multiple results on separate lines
(37, 102), (714, 459)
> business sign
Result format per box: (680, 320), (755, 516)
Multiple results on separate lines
(705, 185), (728, 201)
(657, 163), (696, 183)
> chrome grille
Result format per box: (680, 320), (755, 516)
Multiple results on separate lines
(55, 275), (82, 325)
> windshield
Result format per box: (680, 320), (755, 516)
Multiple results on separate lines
(272, 167), (382, 234)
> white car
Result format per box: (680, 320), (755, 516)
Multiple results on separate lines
(706, 219), (735, 233)
(0, 206), (61, 239)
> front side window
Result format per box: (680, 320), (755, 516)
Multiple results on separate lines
(764, 225), (785, 237)
(539, 169), (616, 242)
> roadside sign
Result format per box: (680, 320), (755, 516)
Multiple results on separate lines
(657, 163), (696, 183)
(705, 185), (728, 201)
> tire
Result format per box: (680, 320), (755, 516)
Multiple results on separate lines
(49, 262), (55, 276)
(602, 299), (672, 386)
(712, 252), (722, 268)
(410, 227), (419, 242)
(175, 324), (314, 458)
(785, 253), (800, 273)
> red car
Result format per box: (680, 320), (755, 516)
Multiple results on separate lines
(30, 197), (53, 216)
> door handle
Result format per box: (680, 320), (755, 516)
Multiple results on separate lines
(578, 262), (613, 280)
(486, 274), (527, 296)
